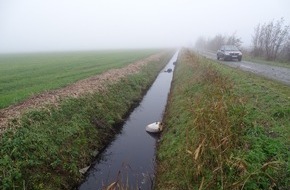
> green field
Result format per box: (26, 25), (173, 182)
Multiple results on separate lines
(0, 50), (160, 108)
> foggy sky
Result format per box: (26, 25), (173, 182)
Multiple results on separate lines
(0, 0), (289, 53)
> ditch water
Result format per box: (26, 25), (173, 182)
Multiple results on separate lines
(78, 51), (179, 190)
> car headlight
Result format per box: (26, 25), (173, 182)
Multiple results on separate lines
(225, 52), (230, 55)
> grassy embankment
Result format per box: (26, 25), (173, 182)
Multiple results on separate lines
(0, 51), (174, 189)
(156, 50), (290, 189)
(0, 50), (159, 109)
(243, 55), (290, 68)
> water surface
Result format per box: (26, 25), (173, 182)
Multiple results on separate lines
(78, 51), (179, 189)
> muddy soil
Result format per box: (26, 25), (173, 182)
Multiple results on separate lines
(0, 52), (165, 135)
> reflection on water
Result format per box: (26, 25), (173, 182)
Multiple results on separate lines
(78, 51), (179, 190)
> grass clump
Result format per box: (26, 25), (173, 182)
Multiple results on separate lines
(0, 51), (173, 190)
(155, 49), (290, 189)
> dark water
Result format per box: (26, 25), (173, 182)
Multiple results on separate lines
(78, 51), (179, 190)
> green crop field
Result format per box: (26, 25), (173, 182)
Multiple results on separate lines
(0, 50), (160, 109)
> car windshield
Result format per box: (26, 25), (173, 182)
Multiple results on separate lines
(224, 45), (239, 51)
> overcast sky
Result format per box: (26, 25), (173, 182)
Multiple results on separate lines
(0, 0), (289, 53)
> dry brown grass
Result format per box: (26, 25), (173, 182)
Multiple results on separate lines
(156, 49), (289, 190)
(183, 51), (282, 189)
(185, 59), (245, 189)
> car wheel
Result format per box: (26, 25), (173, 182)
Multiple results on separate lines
(217, 55), (220, 60)
(238, 57), (242, 62)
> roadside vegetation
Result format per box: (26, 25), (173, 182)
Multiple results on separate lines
(243, 54), (290, 69)
(156, 49), (290, 189)
(195, 33), (242, 52)
(251, 18), (289, 62)
(195, 18), (290, 65)
(0, 49), (159, 109)
(0, 51), (173, 189)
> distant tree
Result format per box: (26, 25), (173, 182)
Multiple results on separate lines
(251, 18), (289, 61)
(226, 32), (242, 47)
(195, 36), (207, 50)
(195, 33), (242, 51)
(280, 36), (290, 61)
(208, 34), (226, 51)
(195, 33), (242, 52)
(252, 23), (265, 57)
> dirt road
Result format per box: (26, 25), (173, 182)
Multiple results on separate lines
(197, 50), (290, 86)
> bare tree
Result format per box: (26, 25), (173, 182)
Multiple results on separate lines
(280, 36), (290, 61)
(252, 24), (264, 57)
(195, 36), (207, 50)
(195, 33), (242, 52)
(208, 34), (226, 51)
(272, 19), (289, 60)
(251, 18), (289, 61)
(226, 32), (242, 47)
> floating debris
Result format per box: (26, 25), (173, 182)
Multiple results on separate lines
(146, 122), (163, 133)
(164, 68), (172, 73)
(79, 166), (90, 174)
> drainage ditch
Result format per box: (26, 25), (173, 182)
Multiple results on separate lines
(78, 51), (179, 190)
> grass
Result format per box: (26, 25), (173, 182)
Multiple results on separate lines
(0, 51), (173, 190)
(0, 49), (160, 108)
(243, 54), (290, 68)
(155, 49), (290, 189)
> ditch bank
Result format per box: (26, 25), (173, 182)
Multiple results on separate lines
(155, 49), (290, 189)
(77, 51), (179, 190)
(0, 51), (174, 190)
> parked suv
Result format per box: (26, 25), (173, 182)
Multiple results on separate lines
(217, 45), (242, 61)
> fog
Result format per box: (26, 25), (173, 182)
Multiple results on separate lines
(0, 0), (289, 53)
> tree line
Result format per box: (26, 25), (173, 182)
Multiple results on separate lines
(252, 18), (289, 61)
(195, 18), (290, 62)
(195, 33), (242, 52)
